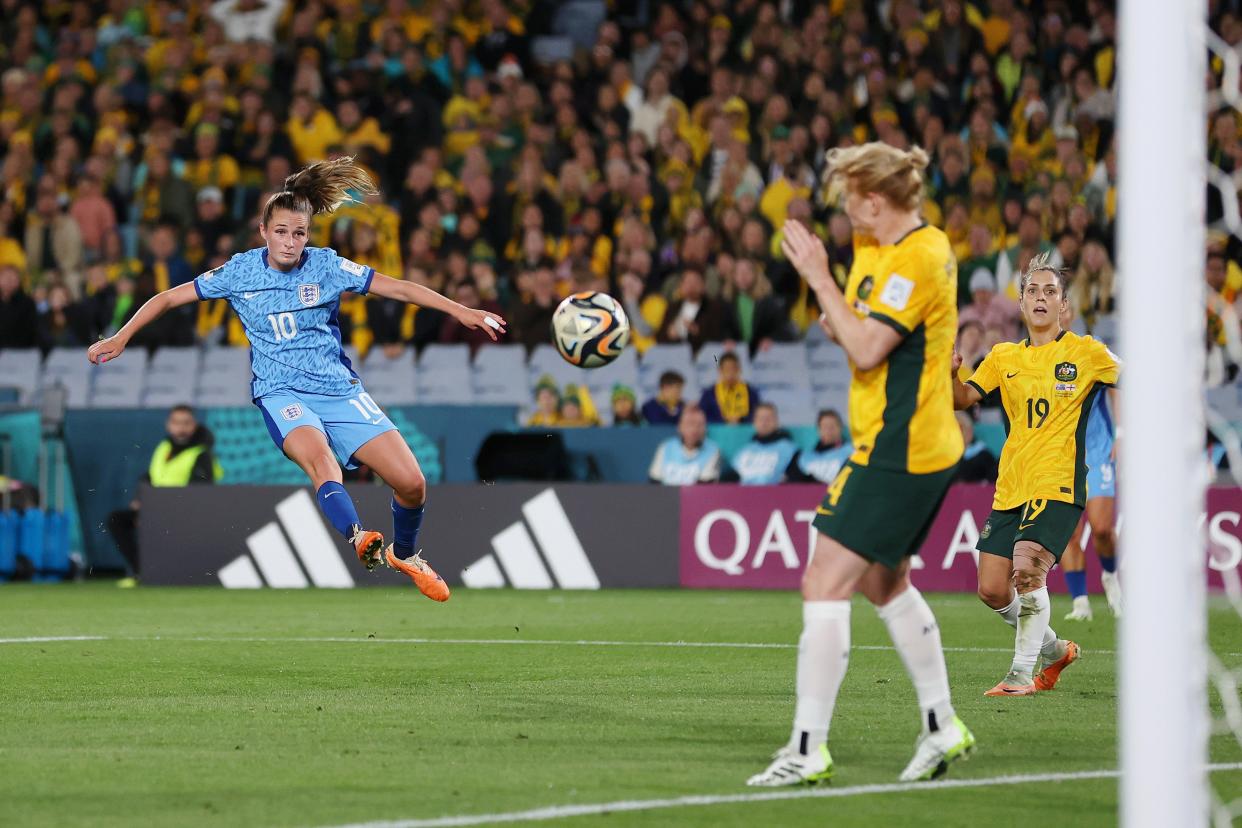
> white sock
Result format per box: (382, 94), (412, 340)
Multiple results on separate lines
(790, 600), (851, 755)
(1013, 587), (1051, 677)
(877, 587), (954, 732)
(993, 591), (1060, 661)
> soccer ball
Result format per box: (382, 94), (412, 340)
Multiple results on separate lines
(551, 291), (631, 368)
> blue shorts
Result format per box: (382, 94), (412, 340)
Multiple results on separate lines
(256, 385), (396, 470)
(1085, 448), (1116, 499)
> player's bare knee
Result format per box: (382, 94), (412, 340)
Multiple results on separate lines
(1095, 528), (1117, 556)
(393, 471), (426, 507)
(977, 583), (1010, 609)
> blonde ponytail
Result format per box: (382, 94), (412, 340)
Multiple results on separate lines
(261, 157), (378, 225)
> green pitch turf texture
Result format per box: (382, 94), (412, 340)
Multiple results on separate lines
(2, 586), (1240, 827)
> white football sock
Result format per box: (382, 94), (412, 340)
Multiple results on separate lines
(877, 586), (954, 732)
(790, 600), (851, 755)
(994, 591), (1060, 660)
(1012, 587), (1051, 677)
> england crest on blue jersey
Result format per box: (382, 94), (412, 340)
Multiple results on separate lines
(281, 403), (303, 420)
(193, 246), (375, 399)
(298, 283), (320, 307)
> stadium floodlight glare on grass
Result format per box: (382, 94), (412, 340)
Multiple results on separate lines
(1118, 1), (1210, 825)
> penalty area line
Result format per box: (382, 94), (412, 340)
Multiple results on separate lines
(0, 635), (108, 644)
(318, 763), (1242, 828)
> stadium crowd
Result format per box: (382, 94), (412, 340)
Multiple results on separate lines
(0, 1), (1238, 406)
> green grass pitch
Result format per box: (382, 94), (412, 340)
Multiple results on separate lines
(1, 585), (1240, 827)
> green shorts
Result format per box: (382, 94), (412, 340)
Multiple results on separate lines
(812, 460), (958, 570)
(976, 499), (1084, 561)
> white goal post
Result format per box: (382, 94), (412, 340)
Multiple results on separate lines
(1118, 0), (1209, 825)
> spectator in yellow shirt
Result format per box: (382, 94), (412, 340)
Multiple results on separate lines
(182, 123), (240, 199)
(286, 93), (343, 164)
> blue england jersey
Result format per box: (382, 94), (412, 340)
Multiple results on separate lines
(194, 246), (375, 399)
(1084, 391), (1114, 459)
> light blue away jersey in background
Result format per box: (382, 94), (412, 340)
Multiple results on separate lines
(194, 246), (374, 399)
(1084, 390), (1114, 459)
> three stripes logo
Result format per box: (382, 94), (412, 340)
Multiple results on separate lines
(217, 490), (354, 588)
(461, 489), (600, 590)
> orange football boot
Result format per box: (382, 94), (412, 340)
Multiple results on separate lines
(984, 672), (1037, 697)
(1034, 640), (1081, 691)
(385, 546), (451, 602)
(350, 527), (385, 571)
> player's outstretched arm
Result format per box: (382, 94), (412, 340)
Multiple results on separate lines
(368, 272), (508, 341)
(87, 282), (200, 364)
(950, 350), (982, 410)
(780, 220), (900, 371)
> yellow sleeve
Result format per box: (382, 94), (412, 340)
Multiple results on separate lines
(966, 350), (1001, 398)
(1087, 339), (1121, 386)
(867, 244), (943, 336)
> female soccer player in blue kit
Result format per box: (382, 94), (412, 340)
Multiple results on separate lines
(87, 158), (506, 601)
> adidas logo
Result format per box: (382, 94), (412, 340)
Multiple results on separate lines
(461, 489), (600, 590)
(218, 490), (354, 588)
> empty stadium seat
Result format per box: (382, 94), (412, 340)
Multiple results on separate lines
(812, 386), (850, 417)
(473, 345), (528, 405)
(0, 349), (41, 404)
(474, 384), (529, 405)
(192, 382), (250, 407)
(149, 346), (202, 376)
(473, 344), (526, 378)
(751, 342), (810, 390)
(43, 347), (92, 376)
(39, 372), (90, 409)
(416, 344), (474, 404)
(808, 342), (850, 372)
(762, 387), (817, 426)
(419, 343), (470, 372)
(361, 349), (418, 405)
(143, 374), (198, 408)
(199, 347), (250, 376)
(415, 382), (477, 404)
(90, 371), (143, 408)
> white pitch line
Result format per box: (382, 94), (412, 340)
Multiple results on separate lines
(113, 635), (1095, 655)
(0, 636), (107, 644)
(318, 763), (1242, 828)
(7, 635), (1242, 659)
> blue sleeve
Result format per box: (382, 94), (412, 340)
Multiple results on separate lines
(194, 255), (242, 300)
(321, 247), (375, 295)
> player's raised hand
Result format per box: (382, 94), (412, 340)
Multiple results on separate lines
(780, 220), (831, 290)
(457, 308), (508, 341)
(88, 336), (126, 365)
(951, 349), (963, 375)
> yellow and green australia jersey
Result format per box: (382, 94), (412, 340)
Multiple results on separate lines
(966, 330), (1120, 509)
(843, 225), (963, 474)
